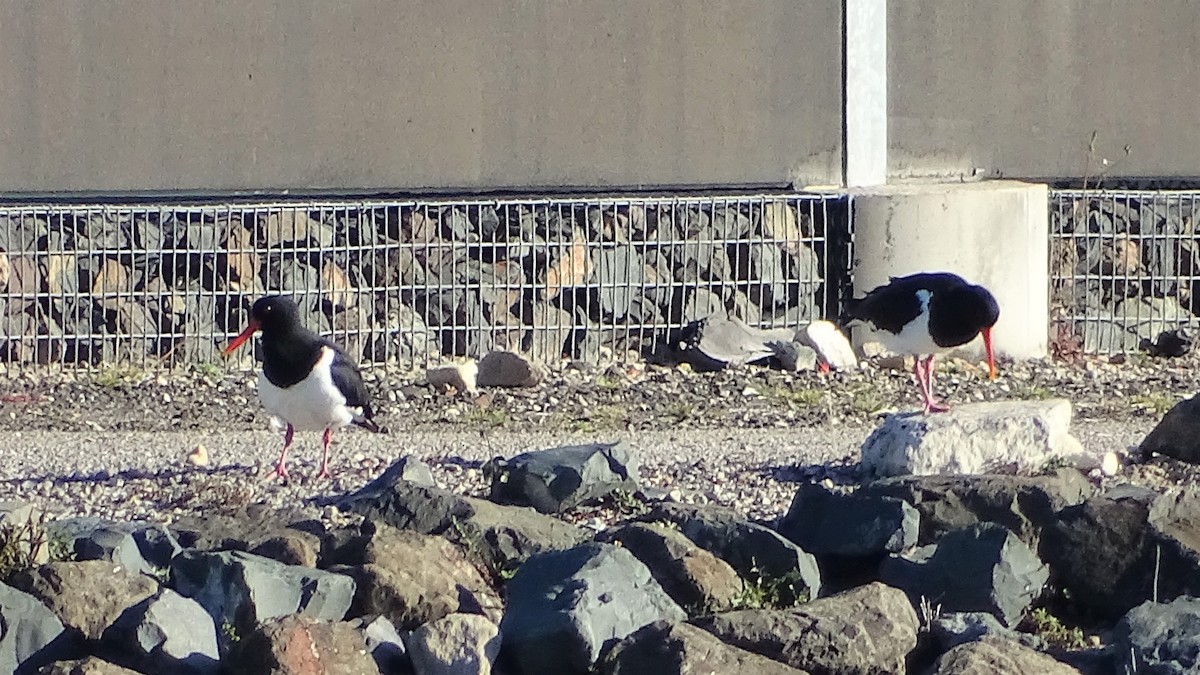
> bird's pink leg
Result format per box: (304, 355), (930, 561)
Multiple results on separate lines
(265, 423), (294, 481)
(921, 355), (950, 414)
(913, 357), (934, 411)
(316, 428), (334, 479)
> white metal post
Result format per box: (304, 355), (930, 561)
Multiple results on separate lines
(844, 0), (888, 187)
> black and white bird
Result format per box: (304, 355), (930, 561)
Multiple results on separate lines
(223, 296), (380, 480)
(843, 272), (1000, 414)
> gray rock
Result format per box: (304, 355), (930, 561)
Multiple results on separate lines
(1114, 295), (1197, 343)
(726, 288), (764, 326)
(0, 582), (68, 674)
(500, 543), (686, 675)
(184, 220), (221, 251)
(642, 503), (821, 603)
(9, 561), (158, 643)
(777, 481), (919, 558)
(169, 506), (323, 568)
(696, 581), (918, 674)
(880, 523), (1048, 627)
(1082, 314), (1142, 353)
(666, 312), (798, 372)
(1040, 493), (1155, 621)
(592, 245), (645, 319)
(1115, 596), (1200, 675)
(476, 350), (543, 387)
(929, 636), (1084, 675)
(381, 303), (438, 365)
(931, 612), (1046, 652)
(769, 341), (818, 372)
(1140, 394), (1200, 463)
(596, 522), (744, 614)
(0, 215), (48, 252)
(859, 470), (1095, 551)
(168, 550), (355, 652)
(360, 615), (408, 675)
(860, 399), (1086, 477)
(110, 588), (220, 675)
(489, 440), (640, 514)
(731, 242), (787, 308)
(339, 474), (586, 572)
(598, 620), (811, 675)
(129, 525), (183, 571)
(515, 301), (574, 363)
(326, 522), (500, 631)
(358, 455), (438, 490)
(45, 518), (154, 576)
(682, 287), (725, 323)
(440, 208), (476, 242)
(1147, 488), (1200, 602)
(229, 615), (380, 675)
(712, 206), (754, 238)
(262, 210), (335, 248)
(407, 613), (501, 675)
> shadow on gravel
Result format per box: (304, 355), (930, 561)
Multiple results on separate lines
(0, 464), (252, 487)
(760, 461), (863, 487)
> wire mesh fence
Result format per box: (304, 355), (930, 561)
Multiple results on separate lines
(0, 193), (853, 371)
(1050, 189), (1200, 354)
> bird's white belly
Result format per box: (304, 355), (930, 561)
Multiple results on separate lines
(879, 309), (942, 356)
(256, 352), (354, 432)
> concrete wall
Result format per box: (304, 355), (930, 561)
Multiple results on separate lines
(0, 0), (842, 195)
(890, 1), (1200, 182)
(850, 181), (1049, 359)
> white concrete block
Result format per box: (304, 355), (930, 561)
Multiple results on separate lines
(850, 180), (1049, 360)
(800, 320), (860, 370)
(860, 399), (1087, 477)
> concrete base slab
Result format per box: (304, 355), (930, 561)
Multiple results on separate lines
(860, 399), (1087, 477)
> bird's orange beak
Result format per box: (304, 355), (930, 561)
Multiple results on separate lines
(222, 318), (261, 355)
(982, 327), (997, 379)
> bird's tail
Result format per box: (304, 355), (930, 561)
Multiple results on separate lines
(353, 403), (384, 433)
(354, 417), (383, 433)
(836, 297), (865, 329)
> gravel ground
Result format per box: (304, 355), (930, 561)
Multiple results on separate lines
(0, 351), (1192, 528)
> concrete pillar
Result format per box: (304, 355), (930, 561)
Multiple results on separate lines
(849, 180), (1049, 360)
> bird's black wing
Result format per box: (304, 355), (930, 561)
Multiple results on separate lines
(842, 272), (968, 335)
(324, 340), (381, 432)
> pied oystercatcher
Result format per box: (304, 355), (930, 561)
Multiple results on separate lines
(223, 296), (381, 480)
(843, 272), (1000, 414)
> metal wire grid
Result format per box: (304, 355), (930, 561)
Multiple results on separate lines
(0, 193), (852, 371)
(1049, 189), (1200, 354)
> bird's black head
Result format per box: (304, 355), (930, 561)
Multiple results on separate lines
(956, 284), (1000, 331)
(944, 283), (1000, 379)
(248, 296), (302, 335)
(222, 295), (303, 355)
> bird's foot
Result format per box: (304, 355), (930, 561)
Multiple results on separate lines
(922, 401), (951, 414)
(315, 465), (332, 480)
(263, 464), (290, 482)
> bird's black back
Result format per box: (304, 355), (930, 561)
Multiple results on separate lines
(842, 273), (964, 332)
(843, 272), (998, 347)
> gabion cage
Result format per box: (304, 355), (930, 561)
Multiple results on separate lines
(0, 193), (853, 371)
(1050, 189), (1200, 354)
